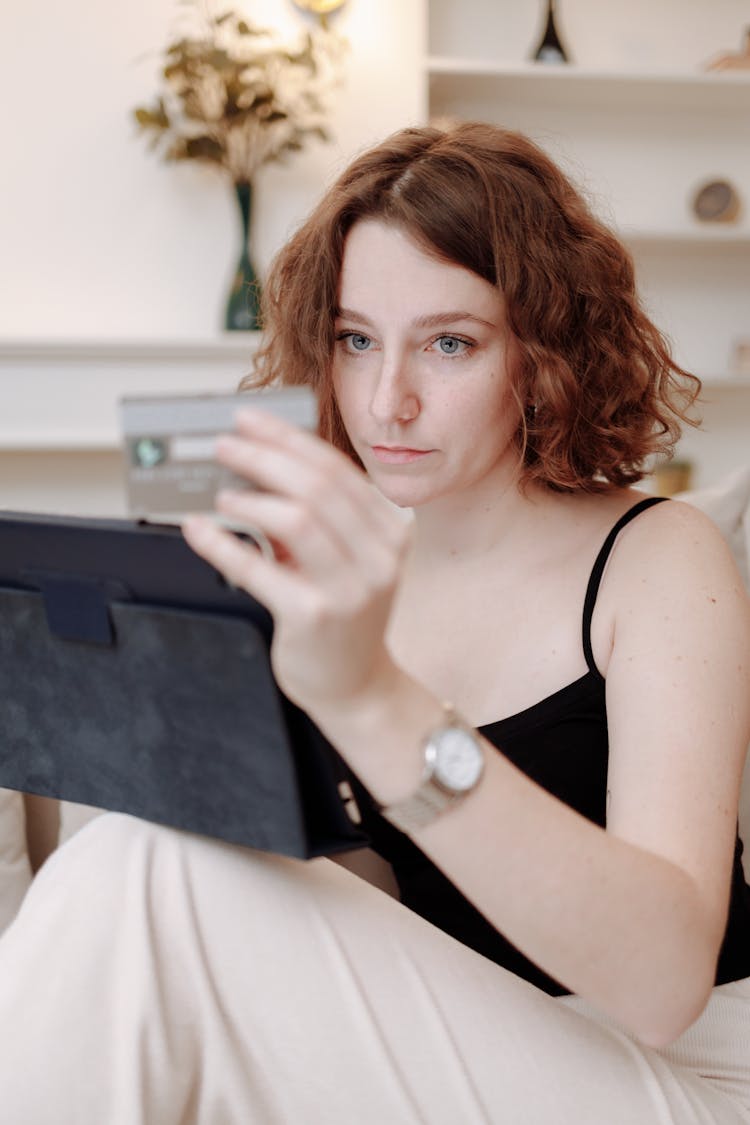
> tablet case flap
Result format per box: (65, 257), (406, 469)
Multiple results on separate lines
(0, 580), (366, 859)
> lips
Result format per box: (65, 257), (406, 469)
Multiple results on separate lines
(370, 445), (434, 465)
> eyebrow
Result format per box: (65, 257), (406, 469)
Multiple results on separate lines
(335, 308), (498, 331)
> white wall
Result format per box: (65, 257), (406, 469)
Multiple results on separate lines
(0, 0), (425, 340)
(3, 0), (748, 342)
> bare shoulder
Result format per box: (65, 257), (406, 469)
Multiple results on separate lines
(535, 487), (738, 585)
(599, 495), (750, 663)
(608, 495), (745, 591)
(581, 491), (750, 680)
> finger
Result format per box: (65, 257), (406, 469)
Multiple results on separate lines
(217, 430), (410, 568)
(232, 407), (404, 544)
(215, 486), (411, 604)
(181, 514), (315, 620)
(215, 488), (353, 576)
(233, 404), (333, 458)
(216, 436), (358, 563)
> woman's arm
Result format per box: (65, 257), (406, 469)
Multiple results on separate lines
(183, 411), (750, 1047)
(312, 501), (750, 1047)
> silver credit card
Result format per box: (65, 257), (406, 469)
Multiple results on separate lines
(119, 387), (318, 523)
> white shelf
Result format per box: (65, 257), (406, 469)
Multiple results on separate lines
(621, 228), (750, 247)
(427, 59), (750, 112)
(0, 336), (261, 361)
(0, 337), (262, 452)
(699, 376), (750, 391)
(0, 432), (120, 452)
(428, 58), (750, 83)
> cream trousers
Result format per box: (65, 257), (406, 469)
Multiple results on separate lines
(0, 812), (748, 1125)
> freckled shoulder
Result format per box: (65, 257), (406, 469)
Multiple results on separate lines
(599, 496), (746, 607)
(620, 497), (729, 553)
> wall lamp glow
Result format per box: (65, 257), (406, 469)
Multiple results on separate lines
(291, 0), (349, 28)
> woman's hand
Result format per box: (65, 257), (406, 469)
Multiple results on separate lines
(181, 407), (412, 720)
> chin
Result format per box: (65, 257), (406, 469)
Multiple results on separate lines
(368, 474), (446, 510)
(358, 450), (453, 508)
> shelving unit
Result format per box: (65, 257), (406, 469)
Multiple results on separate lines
(0, 337), (262, 517)
(620, 228), (750, 247)
(422, 7), (750, 486)
(428, 59), (750, 111)
(0, 337), (260, 452)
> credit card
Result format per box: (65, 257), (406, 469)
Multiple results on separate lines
(119, 387), (318, 524)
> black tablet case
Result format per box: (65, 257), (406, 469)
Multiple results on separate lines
(0, 511), (368, 859)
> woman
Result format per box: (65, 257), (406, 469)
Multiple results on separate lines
(1, 122), (749, 1123)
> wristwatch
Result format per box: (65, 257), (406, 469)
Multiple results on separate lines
(379, 704), (485, 834)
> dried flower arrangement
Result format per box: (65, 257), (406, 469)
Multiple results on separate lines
(133, 1), (346, 185)
(131, 1), (346, 329)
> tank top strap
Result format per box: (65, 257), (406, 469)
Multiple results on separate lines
(582, 495), (670, 677)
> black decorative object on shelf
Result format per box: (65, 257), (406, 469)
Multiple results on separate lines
(532, 0), (569, 64)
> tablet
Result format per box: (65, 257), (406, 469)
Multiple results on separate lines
(0, 511), (368, 858)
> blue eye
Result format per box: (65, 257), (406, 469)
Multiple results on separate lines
(434, 335), (470, 356)
(337, 331), (373, 353)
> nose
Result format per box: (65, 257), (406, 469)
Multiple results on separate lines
(369, 351), (420, 426)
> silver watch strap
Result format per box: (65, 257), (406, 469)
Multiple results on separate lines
(381, 783), (458, 835)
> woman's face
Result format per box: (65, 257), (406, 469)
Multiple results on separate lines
(331, 219), (524, 509)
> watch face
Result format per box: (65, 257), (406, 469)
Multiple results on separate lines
(428, 726), (484, 794)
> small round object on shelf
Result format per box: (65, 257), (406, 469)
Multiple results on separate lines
(691, 179), (742, 223)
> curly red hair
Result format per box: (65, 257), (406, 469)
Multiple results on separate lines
(240, 121), (700, 492)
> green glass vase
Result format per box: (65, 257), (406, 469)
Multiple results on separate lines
(224, 180), (261, 331)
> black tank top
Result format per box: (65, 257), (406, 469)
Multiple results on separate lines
(347, 497), (750, 996)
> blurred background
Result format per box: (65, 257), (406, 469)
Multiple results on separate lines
(1, 0), (748, 515)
